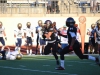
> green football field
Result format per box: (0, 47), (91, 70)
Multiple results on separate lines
(0, 55), (100, 75)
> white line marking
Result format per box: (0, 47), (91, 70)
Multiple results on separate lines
(43, 65), (50, 66)
(67, 65), (73, 66)
(90, 63), (97, 66)
(0, 66), (78, 75)
(19, 65), (26, 67)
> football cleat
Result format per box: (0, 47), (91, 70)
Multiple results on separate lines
(55, 66), (65, 70)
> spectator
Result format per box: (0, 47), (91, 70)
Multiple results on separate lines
(47, 0), (51, 14)
(90, 0), (98, 13)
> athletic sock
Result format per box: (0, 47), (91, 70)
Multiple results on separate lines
(60, 60), (65, 68)
(88, 56), (96, 61)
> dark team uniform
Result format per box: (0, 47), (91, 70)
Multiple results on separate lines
(44, 27), (57, 54)
(60, 26), (88, 60)
(44, 27), (59, 65)
(0, 50), (6, 60)
(56, 17), (99, 70)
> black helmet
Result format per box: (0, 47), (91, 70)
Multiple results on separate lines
(66, 17), (75, 27)
(44, 20), (52, 25)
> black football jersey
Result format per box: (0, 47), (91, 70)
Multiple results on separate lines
(67, 26), (77, 45)
(48, 27), (56, 41)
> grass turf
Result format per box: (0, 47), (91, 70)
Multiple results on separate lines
(0, 55), (100, 75)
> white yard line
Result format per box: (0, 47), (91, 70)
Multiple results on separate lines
(0, 66), (78, 75)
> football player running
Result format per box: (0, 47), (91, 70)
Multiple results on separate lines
(43, 20), (60, 67)
(0, 21), (7, 52)
(24, 22), (34, 55)
(14, 23), (24, 55)
(55, 17), (100, 70)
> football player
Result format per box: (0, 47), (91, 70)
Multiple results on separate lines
(0, 47), (22, 60)
(55, 17), (100, 70)
(0, 21), (7, 51)
(35, 20), (46, 55)
(24, 22), (34, 55)
(94, 20), (100, 61)
(43, 20), (60, 67)
(14, 23), (24, 55)
(87, 24), (95, 54)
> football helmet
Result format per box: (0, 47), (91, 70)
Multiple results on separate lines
(97, 19), (100, 24)
(26, 22), (31, 28)
(66, 17), (75, 27)
(17, 23), (22, 29)
(44, 20), (52, 26)
(97, 20), (100, 27)
(16, 54), (22, 60)
(38, 20), (43, 26)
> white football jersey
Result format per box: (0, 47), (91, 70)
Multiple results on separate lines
(6, 51), (19, 60)
(0, 26), (5, 37)
(14, 28), (24, 38)
(38, 27), (43, 39)
(24, 27), (33, 37)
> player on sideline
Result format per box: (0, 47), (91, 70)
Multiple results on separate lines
(14, 23), (24, 55)
(24, 22), (34, 55)
(55, 17), (100, 70)
(0, 21), (7, 51)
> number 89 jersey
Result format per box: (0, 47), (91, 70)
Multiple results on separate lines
(14, 29), (24, 38)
